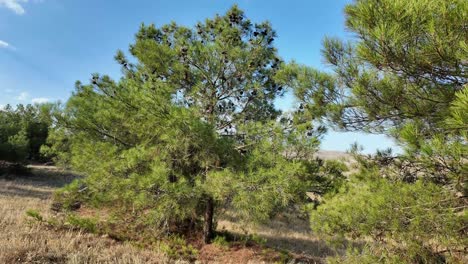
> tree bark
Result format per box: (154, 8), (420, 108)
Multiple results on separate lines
(203, 196), (214, 244)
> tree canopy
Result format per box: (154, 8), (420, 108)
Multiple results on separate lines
(278, 0), (467, 262)
(278, 0), (466, 134)
(277, 0), (467, 187)
(0, 103), (54, 163)
(51, 5), (326, 244)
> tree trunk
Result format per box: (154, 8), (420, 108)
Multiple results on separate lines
(203, 196), (214, 244)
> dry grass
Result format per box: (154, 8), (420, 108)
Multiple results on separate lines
(0, 165), (339, 263)
(0, 166), (179, 264)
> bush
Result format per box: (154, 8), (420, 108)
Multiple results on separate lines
(310, 172), (467, 263)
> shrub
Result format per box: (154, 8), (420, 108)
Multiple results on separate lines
(310, 172), (467, 263)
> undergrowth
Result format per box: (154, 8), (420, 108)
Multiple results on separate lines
(25, 208), (287, 262)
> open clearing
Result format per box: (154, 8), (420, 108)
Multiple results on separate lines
(0, 166), (340, 263)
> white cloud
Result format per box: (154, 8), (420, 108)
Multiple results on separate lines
(0, 40), (15, 50)
(16, 91), (29, 101)
(0, 0), (29, 15)
(0, 40), (9, 48)
(31, 97), (50, 104)
(0, 0), (42, 15)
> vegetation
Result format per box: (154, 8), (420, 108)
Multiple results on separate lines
(1, 0), (466, 263)
(276, 0), (467, 262)
(0, 103), (54, 164)
(311, 162), (467, 263)
(47, 5), (328, 245)
(0, 167), (174, 264)
(282, 0), (466, 134)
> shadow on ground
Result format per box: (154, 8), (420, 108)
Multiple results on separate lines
(219, 210), (363, 263)
(0, 165), (79, 199)
(262, 234), (338, 258)
(0, 185), (53, 200)
(2, 166), (78, 187)
(217, 212), (359, 260)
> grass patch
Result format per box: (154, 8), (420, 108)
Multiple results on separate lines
(212, 235), (230, 248)
(25, 209), (44, 222)
(157, 235), (199, 261)
(65, 214), (98, 233)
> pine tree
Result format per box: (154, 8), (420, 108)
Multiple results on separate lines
(279, 0), (466, 134)
(277, 0), (467, 186)
(274, 0), (467, 261)
(51, 6), (322, 243)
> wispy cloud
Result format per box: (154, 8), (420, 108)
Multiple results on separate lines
(0, 0), (28, 15)
(0, 40), (10, 48)
(0, 39), (16, 50)
(16, 91), (29, 101)
(31, 97), (50, 104)
(0, 0), (43, 15)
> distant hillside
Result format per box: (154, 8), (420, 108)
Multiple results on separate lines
(315, 150), (352, 160)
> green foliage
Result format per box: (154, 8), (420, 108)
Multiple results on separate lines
(394, 88), (468, 191)
(53, 179), (88, 211)
(212, 235), (230, 248)
(289, 0), (468, 262)
(446, 88), (468, 133)
(25, 209), (44, 222)
(311, 172), (467, 263)
(279, 0), (466, 135)
(157, 235), (198, 260)
(40, 128), (72, 167)
(65, 214), (98, 234)
(4, 130), (29, 162)
(311, 159), (347, 196)
(48, 6), (323, 243)
(0, 103), (55, 163)
(277, 0), (468, 190)
(205, 120), (320, 224)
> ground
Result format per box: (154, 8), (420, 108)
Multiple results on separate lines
(0, 165), (341, 263)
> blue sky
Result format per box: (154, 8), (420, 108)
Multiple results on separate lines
(0, 0), (400, 153)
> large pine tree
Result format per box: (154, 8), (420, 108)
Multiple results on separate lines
(52, 6), (322, 243)
(276, 0), (467, 261)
